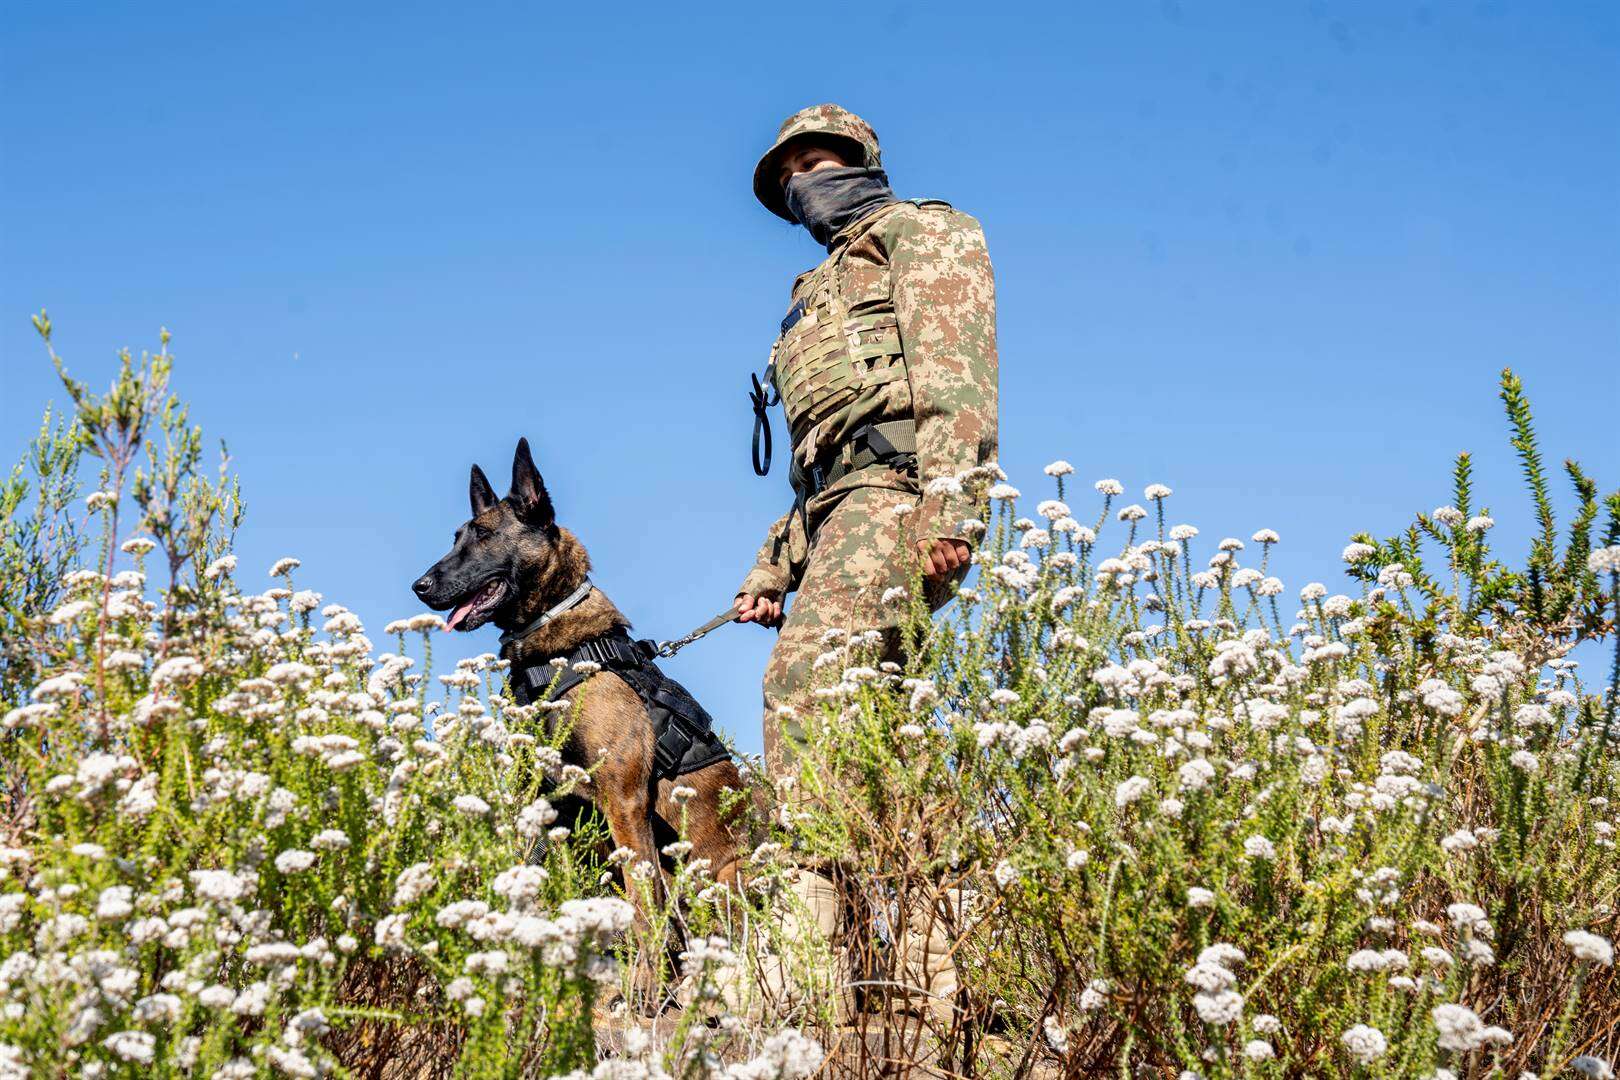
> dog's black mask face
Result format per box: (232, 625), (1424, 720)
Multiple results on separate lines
(411, 438), (559, 633)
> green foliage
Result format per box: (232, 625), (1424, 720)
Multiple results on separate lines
(0, 327), (820, 1079)
(776, 372), (1620, 1076)
(0, 401), (86, 707)
(1, 332), (1616, 1079)
(1345, 370), (1612, 654)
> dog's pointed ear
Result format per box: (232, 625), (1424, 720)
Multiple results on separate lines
(469, 464), (498, 518)
(509, 437), (554, 527)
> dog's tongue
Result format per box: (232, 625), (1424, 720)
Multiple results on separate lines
(444, 597), (477, 632)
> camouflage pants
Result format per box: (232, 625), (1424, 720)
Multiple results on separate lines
(757, 484), (964, 1024)
(761, 485), (954, 777)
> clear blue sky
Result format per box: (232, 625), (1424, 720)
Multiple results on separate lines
(3, 2), (1616, 755)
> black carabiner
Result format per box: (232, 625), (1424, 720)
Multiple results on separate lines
(750, 371), (777, 477)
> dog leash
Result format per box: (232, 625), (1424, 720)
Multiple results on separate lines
(654, 606), (743, 658)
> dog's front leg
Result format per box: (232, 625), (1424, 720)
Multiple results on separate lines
(598, 765), (667, 1011)
(598, 760), (663, 914)
(583, 683), (669, 1010)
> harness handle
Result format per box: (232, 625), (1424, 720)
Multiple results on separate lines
(655, 606), (743, 659)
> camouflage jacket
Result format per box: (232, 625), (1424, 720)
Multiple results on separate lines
(738, 199), (999, 599)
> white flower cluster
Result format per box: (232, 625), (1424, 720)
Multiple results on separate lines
(2, 546), (657, 1075)
(1184, 944), (1245, 1026)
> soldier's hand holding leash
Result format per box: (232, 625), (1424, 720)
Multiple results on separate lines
(734, 538), (969, 631)
(733, 592), (784, 628)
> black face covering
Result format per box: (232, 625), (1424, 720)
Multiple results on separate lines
(783, 166), (896, 248)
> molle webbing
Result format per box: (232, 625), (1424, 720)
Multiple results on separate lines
(771, 203), (910, 443)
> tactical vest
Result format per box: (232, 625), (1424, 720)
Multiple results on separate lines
(766, 199), (950, 448)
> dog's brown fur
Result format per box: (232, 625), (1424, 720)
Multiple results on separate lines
(502, 530), (748, 893)
(412, 440), (750, 935)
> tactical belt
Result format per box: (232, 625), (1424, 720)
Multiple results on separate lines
(506, 629), (731, 781)
(789, 418), (919, 501)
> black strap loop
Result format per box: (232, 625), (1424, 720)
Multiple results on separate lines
(750, 371), (777, 477)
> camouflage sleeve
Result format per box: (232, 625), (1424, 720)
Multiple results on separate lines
(737, 508), (796, 599)
(888, 206), (999, 543)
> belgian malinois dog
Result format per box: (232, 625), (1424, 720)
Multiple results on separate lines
(410, 439), (749, 931)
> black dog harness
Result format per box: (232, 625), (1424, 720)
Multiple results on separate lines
(502, 622), (731, 781)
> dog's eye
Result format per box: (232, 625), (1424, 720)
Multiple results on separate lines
(469, 524), (490, 540)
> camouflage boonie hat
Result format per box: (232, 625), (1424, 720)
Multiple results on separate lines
(753, 104), (882, 222)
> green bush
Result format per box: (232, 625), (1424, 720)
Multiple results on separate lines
(779, 372), (1619, 1077)
(0, 323), (827, 1079)
(1, 321), (1615, 1079)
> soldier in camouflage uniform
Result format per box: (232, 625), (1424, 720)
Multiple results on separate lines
(731, 104), (998, 1025)
(735, 103), (999, 765)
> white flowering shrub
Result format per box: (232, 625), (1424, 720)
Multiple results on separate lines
(0, 325), (839, 1079)
(3, 323), (1617, 1079)
(0, 325), (667, 1077)
(777, 371), (1619, 1076)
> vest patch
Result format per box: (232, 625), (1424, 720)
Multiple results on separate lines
(779, 298), (807, 336)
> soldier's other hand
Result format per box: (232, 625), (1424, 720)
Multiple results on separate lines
(918, 538), (971, 583)
(734, 592), (784, 629)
